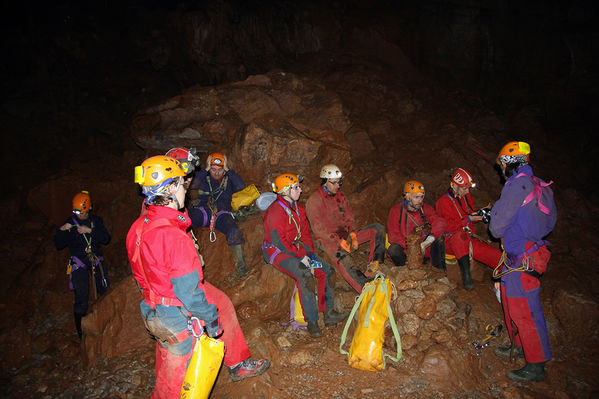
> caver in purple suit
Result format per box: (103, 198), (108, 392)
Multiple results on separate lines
(490, 164), (557, 363)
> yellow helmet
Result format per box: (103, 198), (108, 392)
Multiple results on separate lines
(72, 191), (91, 214)
(272, 173), (303, 194)
(497, 141), (530, 165)
(134, 156), (185, 187)
(404, 180), (425, 195)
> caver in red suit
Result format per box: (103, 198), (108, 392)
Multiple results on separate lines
(306, 185), (385, 293)
(436, 190), (502, 267)
(126, 155), (268, 399)
(387, 200), (446, 269)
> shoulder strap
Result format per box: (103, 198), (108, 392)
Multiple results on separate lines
(514, 172), (554, 215)
(131, 218), (176, 265)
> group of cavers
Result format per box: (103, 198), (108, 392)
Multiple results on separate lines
(54, 140), (556, 397)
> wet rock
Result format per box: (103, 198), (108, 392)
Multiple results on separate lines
(399, 313), (420, 336)
(287, 349), (315, 366)
(406, 233), (423, 269)
(397, 279), (418, 291)
(392, 295), (413, 315)
(413, 296), (437, 320)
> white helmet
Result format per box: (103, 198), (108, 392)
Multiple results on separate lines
(320, 164), (342, 179)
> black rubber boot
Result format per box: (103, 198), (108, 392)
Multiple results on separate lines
(457, 255), (474, 290)
(323, 309), (349, 326)
(507, 362), (546, 382)
(231, 244), (249, 277)
(74, 312), (84, 339)
(307, 321), (322, 338)
(494, 345), (524, 359)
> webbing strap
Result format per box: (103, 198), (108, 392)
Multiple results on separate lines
(514, 172), (553, 215)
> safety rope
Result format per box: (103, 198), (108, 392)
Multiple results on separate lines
(492, 251), (535, 279)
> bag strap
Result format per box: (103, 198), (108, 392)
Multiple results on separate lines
(339, 279), (373, 358)
(382, 278), (403, 367)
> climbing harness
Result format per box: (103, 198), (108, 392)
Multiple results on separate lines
(400, 201), (431, 238)
(276, 199), (303, 250)
(70, 217), (107, 297)
(472, 324), (503, 356)
(492, 240), (550, 279)
(203, 174), (229, 242)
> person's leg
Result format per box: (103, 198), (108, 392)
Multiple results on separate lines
(387, 243), (406, 266)
(187, 206), (210, 229)
(216, 214), (248, 275)
(355, 223), (386, 262)
(472, 239), (503, 269)
(203, 281), (251, 367)
(430, 237), (447, 271)
(273, 257), (319, 322)
(71, 267), (89, 338)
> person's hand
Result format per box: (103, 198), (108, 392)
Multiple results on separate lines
(223, 155), (229, 172)
(420, 235), (435, 254)
(469, 214), (484, 222)
(77, 225), (92, 234)
(205, 155), (212, 171)
(60, 223), (73, 231)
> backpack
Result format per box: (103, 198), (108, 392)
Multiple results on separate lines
(339, 274), (402, 371)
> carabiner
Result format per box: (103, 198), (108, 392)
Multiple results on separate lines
(187, 316), (204, 338)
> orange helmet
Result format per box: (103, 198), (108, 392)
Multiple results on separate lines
(404, 180), (425, 195)
(72, 191), (91, 214)
(209, 152), (225, 167)
(272, 173), (303, 194)
(134, 156), (185, 187)
(497, 141), (530, 164)
(451, 168), (475, 188)
(165, 147), (199, 175)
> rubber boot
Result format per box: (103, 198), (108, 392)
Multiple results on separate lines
(494, 345), (524, 359)
(507, 362), (546, 382)
(307, 321), (322, 338)
(323, 309), (349, 326)
(457, 255), (474, 290)
(74, 312), (84, 340)
(231, 244), (249, 277)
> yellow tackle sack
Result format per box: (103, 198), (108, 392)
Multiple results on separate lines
(231, 184), (260, 211)
(179, 333), (224, 399)
(290, 285), (308, 330)
(339, 273), (402, 371)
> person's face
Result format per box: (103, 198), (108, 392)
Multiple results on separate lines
(451, 182), (469, 197)
(287, 184), (302, 202)
(173, 178), (187, 208)
(406, 192), (424, 211)
(324, 178), (342, 194)
(74, 211), (89, 220)
(209, 166), (225, 180)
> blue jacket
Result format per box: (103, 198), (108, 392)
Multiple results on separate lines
(490, 165), (557, 255)
(190, 169), (245, 212)
(54, 214), (110, 265)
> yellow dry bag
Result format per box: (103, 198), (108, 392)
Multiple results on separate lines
(180, 318), (225, 399)
(290, 285), (308, 330)
(339, 273), (402, 371)
(231, 184), (260, 211)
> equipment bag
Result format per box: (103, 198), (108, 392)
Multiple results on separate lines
(339, 273), (402, 371)
(180, 318), (225, 399)
(231, 184), (261, 211)
(289, 285), (308, 330)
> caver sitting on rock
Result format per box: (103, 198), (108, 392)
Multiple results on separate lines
(54, 190), (110, 339)
(126, 155), (269, 398)
(188, 152), (249, 277)
(435, 168), (503, 290)
(305, 164), (385, 293)
(262, 173), (348, 338)
(387, 180), (447, 270)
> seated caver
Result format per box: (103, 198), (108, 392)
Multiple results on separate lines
(188, 152), (249, 277)
(387, 180), (447, 270)
(435, 168), (503, 290)
(305, 164), (385, 293)
(262, 173), (348, 338)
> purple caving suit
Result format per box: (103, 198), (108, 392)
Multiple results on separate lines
(490, 164), (557, 363)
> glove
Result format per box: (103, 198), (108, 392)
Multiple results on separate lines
(300, 256), (310, 268)
(205, 317), (223, 338)
(420, 235), (435, 254)
(340, 232), (358, 253)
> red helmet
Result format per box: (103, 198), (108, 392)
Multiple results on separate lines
(165, 147), (199, 175)
(451, 168), (475, 188)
